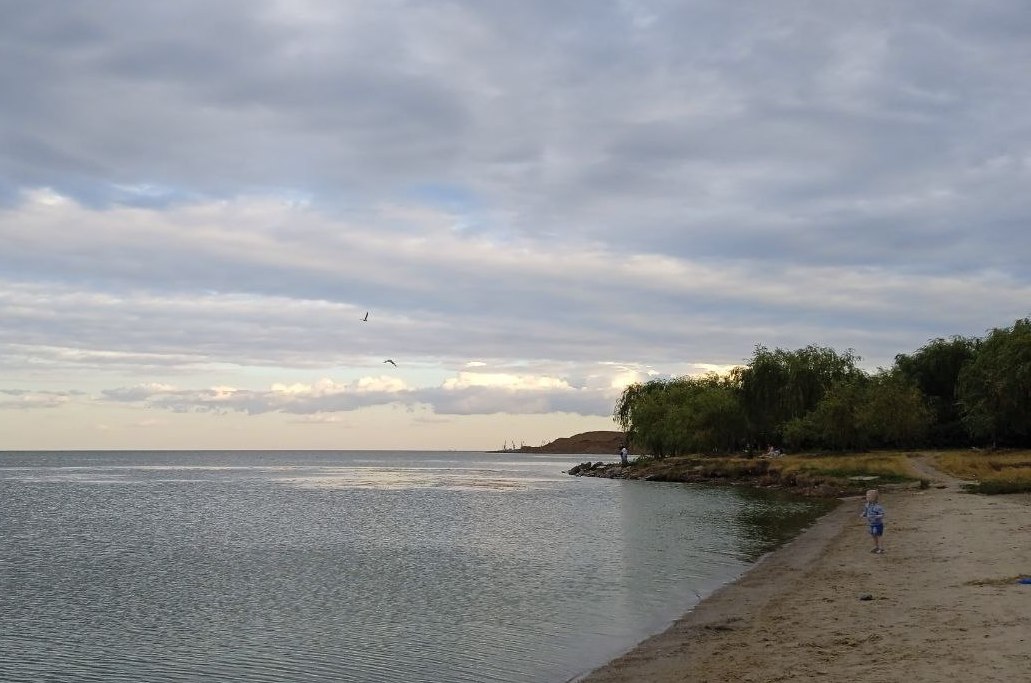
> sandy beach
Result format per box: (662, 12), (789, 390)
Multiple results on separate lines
(579, 460), (1031, 683)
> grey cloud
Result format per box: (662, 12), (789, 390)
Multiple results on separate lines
(3, 0), (1031, 407)
(2, 189), (1028, 380)
(418, 386), (614, 417)
(3, 0), (1030, 278)
(1, 1), (472, 199)
(0, 388), (82, 409)
(101, 385), (174, 402)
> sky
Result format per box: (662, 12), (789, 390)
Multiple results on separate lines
(2, 1), (1030, 451)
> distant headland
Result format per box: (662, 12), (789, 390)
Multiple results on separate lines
(493, 430), (625, 454)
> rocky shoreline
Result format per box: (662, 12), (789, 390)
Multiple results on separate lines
(518, 430), (919, 498)
(567, 456), (885, 498)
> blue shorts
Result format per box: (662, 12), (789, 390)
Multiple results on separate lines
(868, 523), (884, 537)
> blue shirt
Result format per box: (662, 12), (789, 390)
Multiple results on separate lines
(861, 502), (885, 525)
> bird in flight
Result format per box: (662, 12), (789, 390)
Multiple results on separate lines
(383, 359), (397, 367)
(361, 312), (369, 322)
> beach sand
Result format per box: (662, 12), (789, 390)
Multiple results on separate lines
(578, 461), (1031, 683)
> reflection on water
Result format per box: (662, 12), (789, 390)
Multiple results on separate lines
(730, 487), (839, 562)
(272, 467), (538, 491)
(0, 451), (832, 683)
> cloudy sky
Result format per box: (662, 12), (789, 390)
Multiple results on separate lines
(2, 1), (1029, 450)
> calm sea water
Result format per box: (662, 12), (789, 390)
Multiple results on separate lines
(0, 451), (833, 683)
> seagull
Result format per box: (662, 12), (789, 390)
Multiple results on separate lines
(361, 312), (369, 322)
(383, 359), (397, 367)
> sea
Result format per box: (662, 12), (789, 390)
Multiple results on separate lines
(0, 450), (834, 683)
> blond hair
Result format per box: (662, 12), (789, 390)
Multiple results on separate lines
(865, 489), (879, 503)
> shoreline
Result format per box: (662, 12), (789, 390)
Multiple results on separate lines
(567, 455), (882, 498)
(576, 469), (1031, 682)
(573, 497), (852, 682)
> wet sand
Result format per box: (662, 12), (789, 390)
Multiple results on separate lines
(578, 465), (1031, 683)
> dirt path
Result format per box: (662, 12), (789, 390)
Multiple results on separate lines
(907, 454), (1031, 509)
(905, 454), (969, 488)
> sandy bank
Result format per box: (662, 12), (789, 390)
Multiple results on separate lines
(578, 463), (1031, 683)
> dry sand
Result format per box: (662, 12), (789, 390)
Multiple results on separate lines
(578, 460), (1031, 683)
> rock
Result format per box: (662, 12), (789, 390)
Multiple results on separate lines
(859, 593), (874, 601)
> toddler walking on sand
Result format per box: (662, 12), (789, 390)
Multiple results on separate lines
(860, 489), (886, 554)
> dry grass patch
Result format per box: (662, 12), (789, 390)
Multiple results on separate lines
(929, 450), (1031, 494)
(772, 452), (918, 483)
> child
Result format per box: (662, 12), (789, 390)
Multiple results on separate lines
(860, 489), (886, 553)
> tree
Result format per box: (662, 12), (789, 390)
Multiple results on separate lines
(614, 379), (669, 452)
(958, 318), (1031, 446)
(856, 373), (932, 448)
(738, 345), (864, 446)
(609, 319), (1031, 455)
(665, 374), (747, 454)
(782, 378), (867, 451)
(612, 373), (746, 456)
(628, 385), (677, 458)
(893, 336), (978, 446)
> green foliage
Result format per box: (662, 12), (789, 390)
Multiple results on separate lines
(668, 377), (747, 454)
(611, 318), (1031, 456)
(613, 374), (746, 457)
(782, 378), (867, 451)
(958, 318), (1031, 446)
(893, 336), (978, 446)
(739, 345), (863, 446)
(856, 373), (932, 448)
(614, 379), (674, 449)
(630, 382), (678, 457)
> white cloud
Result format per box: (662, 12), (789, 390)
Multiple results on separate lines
(442, 372), (572, 391)
(132, 418), (168, 428)
(93, 366), (621, 419)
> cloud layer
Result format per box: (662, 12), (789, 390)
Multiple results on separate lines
(2, 1), (1030, 446)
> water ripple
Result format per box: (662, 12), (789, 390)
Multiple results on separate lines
(0, 451), (830, 682)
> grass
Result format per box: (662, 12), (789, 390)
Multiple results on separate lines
(619, 450), (921, 496)
(607, 448), (1031, 495)
(771, 452), (919, 483)
(928, 450), (1031, 494)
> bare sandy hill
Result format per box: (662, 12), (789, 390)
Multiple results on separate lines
(513, 430), (625, 454)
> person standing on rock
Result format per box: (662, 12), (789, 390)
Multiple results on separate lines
(619, 445), (629, 466)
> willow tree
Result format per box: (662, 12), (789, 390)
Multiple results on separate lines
(738, 345), (864, 446)
(958, 318), (1031, 447)
(893, 335), (978, 446)
(613, 373), (746, 456)
(856, 373), (933, 448)
(677, 377), (748, 453)
(782, 378), (867, 451)
(613, 379), (668, 451)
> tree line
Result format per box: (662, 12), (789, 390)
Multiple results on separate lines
(614, 317), (1031, 456)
